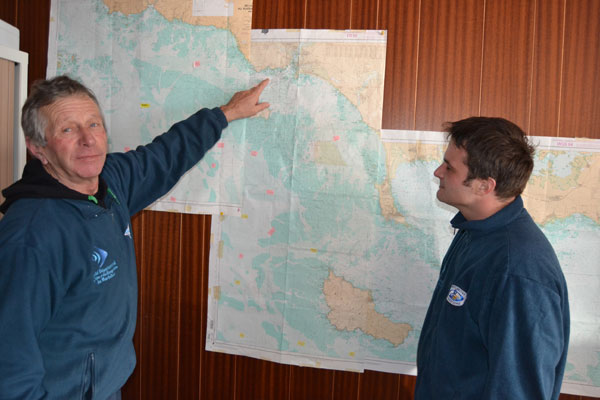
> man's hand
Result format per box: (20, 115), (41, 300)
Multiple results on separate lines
(220, 79), (270, 122)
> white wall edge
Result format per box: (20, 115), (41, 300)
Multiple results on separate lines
(0, 44), (28, 182)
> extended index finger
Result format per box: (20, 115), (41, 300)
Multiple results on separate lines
(252, 78), (270, 96)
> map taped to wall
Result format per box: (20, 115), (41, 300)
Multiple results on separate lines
(46, 0), (600, 396)
(48, 0), (254, 215)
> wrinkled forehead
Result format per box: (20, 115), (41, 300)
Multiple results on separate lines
(41, 94), (102, 124)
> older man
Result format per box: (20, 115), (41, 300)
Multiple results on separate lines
(414, 117), (570, 399)
(0, 75), (269, 399)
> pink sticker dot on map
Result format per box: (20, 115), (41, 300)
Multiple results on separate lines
(333, 135), (340, 141)
(267, 227), (275, 236)
(217, 143), (225, 148)
(170, 196), (176, 201)
(238, 253), (244, 259)
(266, 189), (274, 195)
(250, 150), (258, 156)
(193, 61), (201, 68)
(211, 163), (216, 168)
(124, 146), (131, 152)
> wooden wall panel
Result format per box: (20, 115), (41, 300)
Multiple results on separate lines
(559, 0), (600, 139)
(528, 0), (565, 137)
(415, 0), (484, 131)
(139, 211), (182, 399)
(252, 0), (305, 29)
(305, 0), (352, 29)
(18, 0), (50, 88)
(359, 370), (400, 400)
(479, 0), (535, 129)
(0, 2), (17, 26)
(201, 348), (238, 399)
(178, 214), (211, 398)
(379, 0), (420, 129)
(332, 370), (360, 400)
(350, 0), (379, 30)
(235, 357), (290, 400)
(289, 365), (335, 399)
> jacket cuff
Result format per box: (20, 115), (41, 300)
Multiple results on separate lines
(211, 107), (229, 130)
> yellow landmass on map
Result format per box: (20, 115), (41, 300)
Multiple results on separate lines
(299, 41), (387, 131)
(250, 40), (299, 71)
(323, 270), (411, 346)
(102, 0), (252, 61)
(376, 178), (407, 225)
(523, 152), (600, 224)
(377, 141), (443, 223)
(314, 141), (346, 166)
(250, 37), (387, 130)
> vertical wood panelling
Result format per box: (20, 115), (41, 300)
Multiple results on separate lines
(528, 0), (565, 137)
(235, 357), (291, 400)
(201, 352), (237, 399)
(399, 374), (417, 399)
(350, 0), (379, 30)
(289, 366), (335, 399)
(559, 0), (600, 139)
(177, 214), (210, 399)
(479, 0), (536, 129)
(359, 370), (400, 400)
(332, 371), (360, 400)
(414, 0), (484, 131)
(0, 2), (17, 26)
(379, 0), (420, 129)
(252, 0), (305, 29)
(305, 0), (352, 29)
(16, 0), (50, 87)
(139, 211), (182, 399)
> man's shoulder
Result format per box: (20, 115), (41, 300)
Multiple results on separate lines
(0, 198), (80, 245)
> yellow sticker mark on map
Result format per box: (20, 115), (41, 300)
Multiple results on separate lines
(140, 103), (150, 108)
(310, 248), (318, 253)
(212, 286), (221, 300)
(349, 352), (355, 357)
(218, 240), (224, 258)
(235, 280), (240, 285)
(297, 341), (305, 346)
(239, 333), (245, 338)
(241, 214), (249, 219)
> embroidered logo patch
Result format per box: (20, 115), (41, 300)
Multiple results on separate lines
(91, 247), (119, 285)
(124, 224), (132, 238)
(446, 284), (467, 306)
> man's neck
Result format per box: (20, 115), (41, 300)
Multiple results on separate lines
(43, 164), (99, 196)
(460, 196), (516, 221)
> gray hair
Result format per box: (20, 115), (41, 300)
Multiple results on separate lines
(22, 75), (105, 146)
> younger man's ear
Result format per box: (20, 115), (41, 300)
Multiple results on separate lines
(476, 177), (496, 196)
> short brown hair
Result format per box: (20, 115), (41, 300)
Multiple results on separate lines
(444, 117), (535, 199)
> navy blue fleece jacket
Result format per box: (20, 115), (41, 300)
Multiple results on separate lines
(414, 196), (570, 399)
(0, 108), (227, 399)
